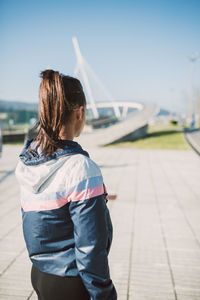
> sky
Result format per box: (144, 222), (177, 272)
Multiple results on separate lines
(1, 0), (200, 115)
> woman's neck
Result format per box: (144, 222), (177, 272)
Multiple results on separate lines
(59, 125), (75, 141)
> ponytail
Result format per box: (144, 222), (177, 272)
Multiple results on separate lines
(31, 69), (86, 157)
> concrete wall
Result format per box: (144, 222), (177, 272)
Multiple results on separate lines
(107, 124), (148, 145)
(2, 132), (26, 143)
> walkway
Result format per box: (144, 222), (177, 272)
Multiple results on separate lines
(184, 129), (200, 156)
(0, 144), (200, 300)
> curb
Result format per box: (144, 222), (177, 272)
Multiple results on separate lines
(183, 128), (200, 157)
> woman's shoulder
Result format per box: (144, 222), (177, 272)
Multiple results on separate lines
(65, 153), (102, 184)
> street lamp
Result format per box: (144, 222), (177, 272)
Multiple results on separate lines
(188, 53), (200, 129)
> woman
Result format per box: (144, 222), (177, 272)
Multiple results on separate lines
(15, 70), (117, 300)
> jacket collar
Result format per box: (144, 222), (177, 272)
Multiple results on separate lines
(20, 138), (89, 166)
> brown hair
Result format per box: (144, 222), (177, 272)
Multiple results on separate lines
(31, 69), (86, 156)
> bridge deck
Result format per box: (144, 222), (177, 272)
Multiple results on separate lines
(0, 143), (200, 300)
(77, 104), (159, 147)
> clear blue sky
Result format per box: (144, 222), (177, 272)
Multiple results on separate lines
(1, 0), (200, 114)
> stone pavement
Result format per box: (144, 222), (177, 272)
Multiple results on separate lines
(0, 144), (200, 300)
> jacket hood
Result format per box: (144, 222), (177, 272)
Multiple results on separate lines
(15, 138), (89, 193)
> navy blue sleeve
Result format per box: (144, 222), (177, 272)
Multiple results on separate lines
(69, 195), (117, 300)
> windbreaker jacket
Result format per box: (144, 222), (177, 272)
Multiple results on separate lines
(15, 139), (117, 300)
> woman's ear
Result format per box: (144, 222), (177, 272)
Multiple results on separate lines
(80, 106), (85, 120)
(76, 106), (83, 120)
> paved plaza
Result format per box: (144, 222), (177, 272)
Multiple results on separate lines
(0, 143), (200, 300)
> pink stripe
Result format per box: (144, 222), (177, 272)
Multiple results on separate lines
(21, 184), (104, 212)
(69, 184), (104, 202)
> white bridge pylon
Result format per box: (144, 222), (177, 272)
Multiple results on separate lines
(72, 36), (121, 119)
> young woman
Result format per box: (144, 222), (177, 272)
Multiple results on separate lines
(15, 70), (117, 300)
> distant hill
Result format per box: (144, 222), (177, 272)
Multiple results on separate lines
(0, 99), (38, 111)
(157, 108), (171, 116)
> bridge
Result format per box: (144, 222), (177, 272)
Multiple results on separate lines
(72, 37), (160, 146)
(77, 103), (159, 147)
